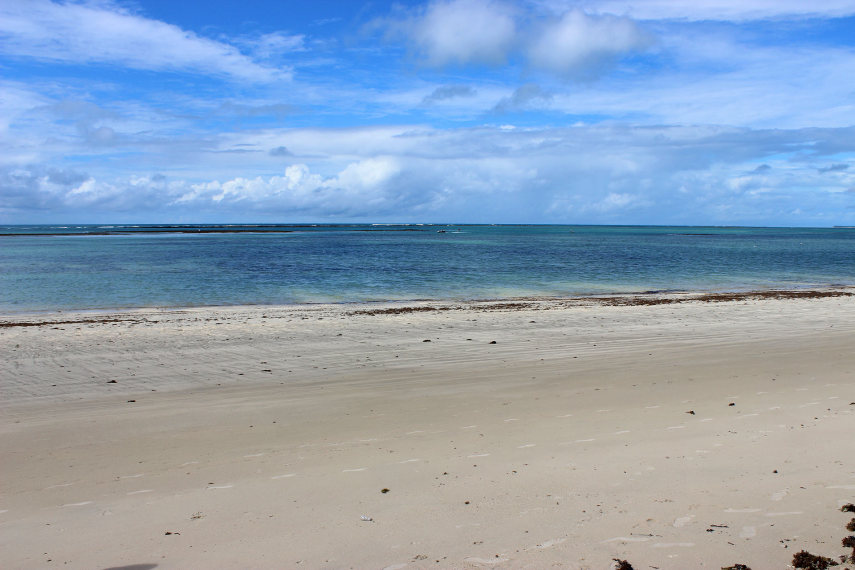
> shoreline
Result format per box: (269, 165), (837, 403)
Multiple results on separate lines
(2, 285), (853, 324)
(2, 292), (854, 568)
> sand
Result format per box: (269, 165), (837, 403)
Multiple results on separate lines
(1, 292), (854, 569)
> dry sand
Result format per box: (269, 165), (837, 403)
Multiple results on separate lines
(1, 292), (854, 569)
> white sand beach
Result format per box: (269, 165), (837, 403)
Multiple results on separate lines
(2, 292), (854, 569)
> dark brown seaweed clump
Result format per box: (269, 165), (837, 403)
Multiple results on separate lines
(842, 504), (855, 513)
(612, 559), (634, 570)
(722, 565), (752, 570)
(846, 519), (855, 532)
(792, 550), (838, 569)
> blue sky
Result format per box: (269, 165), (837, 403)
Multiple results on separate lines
(1, 0), (854, 225)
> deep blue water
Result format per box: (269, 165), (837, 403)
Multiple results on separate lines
(1, 224), (854, 312)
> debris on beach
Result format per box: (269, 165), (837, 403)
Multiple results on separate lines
(792, 550), (837, 569)
(842, 504), (855, 513)
(381, 488), (390, 493)
(846, 519), (855, 532)
(612, 559), (634, 570)
(721, 565), (752, 570)
(360, 515), (373, 522)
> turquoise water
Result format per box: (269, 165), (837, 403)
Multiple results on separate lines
(1, 224), (854, 312)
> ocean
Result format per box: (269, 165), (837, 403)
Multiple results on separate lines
(1, 224), (854, 313)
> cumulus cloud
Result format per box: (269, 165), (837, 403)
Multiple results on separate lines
(382, 1), (651, 80)
(527, 10), (651, 79)
(493, 84), (552, 113)
(269, 146), (294, 157)
(6, 124), (855, 225)
(398, 0), (518, 66)
(562, 0), (855, 21)
(0, 0), (283, 81)
(818, 162), (849, 173)
(421, 85), (477, 105)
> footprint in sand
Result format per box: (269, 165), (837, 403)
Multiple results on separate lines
(673, 515), (694, 528)
(770, 489), (788, 501)
(535, 537), (567, 549)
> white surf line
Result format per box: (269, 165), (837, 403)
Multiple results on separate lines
(700, 418), (713, 422)
(614, 430), (631, 435)
(574, 438), (596, 443)
(798, 402), (820, 408)
(119, 474), (144, 479)
(765, 511), (803, 517)
(405, 430), (425, 435)
(828, 396), (840, 399)
(468, 453), (490, 458)
(736, 413), (760, 419)
(206, 485), (233, 490)
(271, 473), (296, 479)
(342, 468), (367, 472)
(243, 453), (265, 458)
(827, 484), (855, 489)
(667, 425), (686, 430)
(556, 413), (573, 418)
(62, 501), (93, 507)
(126, 489), (153, 495)
(768, 406), (782, 410)
(179, 461), (199, 466)
(461, 425), (478, 429)
(0, 509), (8, 514)
(725, 508), (762, 513)
(596, 409), (612, 413)
(46, 483), (74, 489)
(517, 444), (536, 448)
(645, 405), (660, 409)
(358, 438), (378, 442)
(652, 542), (695, 548)
(503, 418), (519, 422)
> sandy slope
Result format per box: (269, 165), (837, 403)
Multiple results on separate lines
(1, 294), (854, 569)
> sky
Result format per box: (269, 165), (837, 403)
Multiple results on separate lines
(1, 0), (855, 226)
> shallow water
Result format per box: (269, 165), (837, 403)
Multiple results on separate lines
(1, 224), (853, 312)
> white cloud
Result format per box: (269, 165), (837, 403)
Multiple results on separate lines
(5, 124), (854, 225)
(0, 0), (284, 81)
(537, 0), (855, 21)
(528, 10), (651, 79)
(405, 0), (518, 66)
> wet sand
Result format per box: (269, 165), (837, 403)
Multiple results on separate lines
(2, 292), (854, 569)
